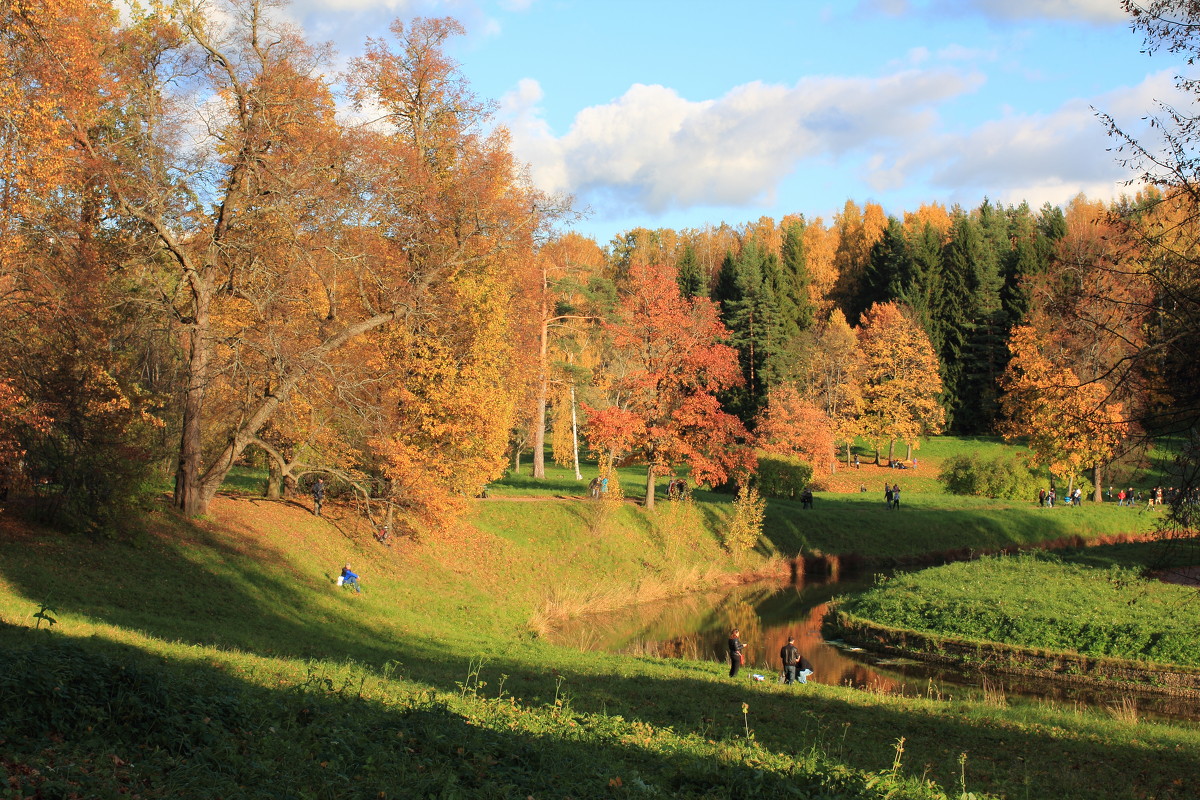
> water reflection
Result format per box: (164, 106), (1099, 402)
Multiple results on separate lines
(548, 572), (1200, 723)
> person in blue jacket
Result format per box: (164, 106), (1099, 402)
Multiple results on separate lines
(340, 563), (361, 593)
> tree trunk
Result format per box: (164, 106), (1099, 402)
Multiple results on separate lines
(874, 448), (881, 465)
(266, 459), (282, 499)
(173, 293), (210, 516)
(887, 439), (895, 462)
(1093, 463), (1103, 502)
(645, 464), (656, 510)
(906, 443), (913, 460)
(570, 385), (582, 481)
(532, 307), (550, 479)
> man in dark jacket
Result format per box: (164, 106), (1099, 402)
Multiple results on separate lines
(313, 477), (325, 517)
(780, 637), (801, 684)
(780, 636), (814, 685)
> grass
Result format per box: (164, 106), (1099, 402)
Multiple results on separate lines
(1, 435), (1199, 798)
(838, 549), (1200, 666)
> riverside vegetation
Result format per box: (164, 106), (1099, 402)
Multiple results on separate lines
(2, 440), (1199, 799)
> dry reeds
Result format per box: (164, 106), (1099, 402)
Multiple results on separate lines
(1107, 695), (1139, 724)
(980, 676), (1008, 708)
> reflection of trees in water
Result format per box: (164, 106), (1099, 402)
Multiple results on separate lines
(548, 578), (1200, 722)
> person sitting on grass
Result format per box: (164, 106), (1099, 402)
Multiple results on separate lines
(339, 563), (361, 593)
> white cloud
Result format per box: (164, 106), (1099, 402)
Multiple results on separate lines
(945, 0), (1126, 23)
(877, 70), (1177, 196)
(502, 69), (984, 215)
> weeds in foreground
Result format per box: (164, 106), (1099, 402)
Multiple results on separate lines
(32, 601), (56, 631)
(1107, 695), (1140, 724)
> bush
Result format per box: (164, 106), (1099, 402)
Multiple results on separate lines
(938, 452), (1040, 500)
(755, 452), (813, 500)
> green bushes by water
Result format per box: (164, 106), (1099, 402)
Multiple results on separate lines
(840, 553), (1200, 666)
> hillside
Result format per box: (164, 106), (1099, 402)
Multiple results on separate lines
(2, 486), (1199, 799)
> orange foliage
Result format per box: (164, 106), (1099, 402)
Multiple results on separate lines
(855, 302), (945, 451)
(584, 262), (753, 501)
(756, 384), (835, 473)
(802, 217), (838, 313)
(1000, 324), (1132, 478)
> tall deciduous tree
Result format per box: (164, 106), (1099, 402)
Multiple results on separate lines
(584, 262), (753, 509)
(1000, 324), (1133, 493)
(856, 301), (945, 464)
(10, 3), (553, 519)
(530, 233), (607, 479)
(801, 309), (863, 468)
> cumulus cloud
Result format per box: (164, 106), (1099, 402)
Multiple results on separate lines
(501, 69), (984, 215)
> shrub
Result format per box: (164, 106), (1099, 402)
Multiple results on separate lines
(724, 484), (765, 552)
(755, 452), (813, 500)
(939, 452), (1040, 500)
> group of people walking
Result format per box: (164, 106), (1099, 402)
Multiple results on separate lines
(884, 483), (901, 509)
(727, 628), (814, 685)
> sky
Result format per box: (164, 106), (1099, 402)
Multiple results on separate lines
(279, 0), (1185, 242)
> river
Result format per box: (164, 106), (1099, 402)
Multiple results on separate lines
(547, 571), (1200, 724)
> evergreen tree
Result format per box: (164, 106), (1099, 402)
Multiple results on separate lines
(862, 217), (911, 310)
(675, 242), (707, 299)
(779, 220), (816, 337)
(711, 243), (784, 422)
(900, 221), (945, 352)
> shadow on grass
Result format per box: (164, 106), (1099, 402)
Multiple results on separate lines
(1, 502), (1196, 799)
(1, 629), (878, 799)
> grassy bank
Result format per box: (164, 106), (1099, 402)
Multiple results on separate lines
(834, 547), (1200, 668)
(2, 485), (1200, 798)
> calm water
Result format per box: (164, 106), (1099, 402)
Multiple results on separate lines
(548, 571), (1200, 723)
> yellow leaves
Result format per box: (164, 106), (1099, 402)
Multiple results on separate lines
(855, 301), (945, 445)
(1000, 325), (1130, 473)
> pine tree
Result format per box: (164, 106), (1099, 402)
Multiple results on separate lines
(676, 242), (707, 299)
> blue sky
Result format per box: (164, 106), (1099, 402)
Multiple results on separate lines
(285, 0), (1181, 241)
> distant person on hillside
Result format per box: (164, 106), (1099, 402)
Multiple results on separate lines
(1038, 488), (1046, 507)
(800, 488), (814, 509)
(1117, 488), (1126, 506)
(891, 484), (901, 509)
(728, 628), (745, 678)
(885, 484), (893, 509)
(339, 563), (361, 593)
(312, 477), (325, 517)
(589, 476), (600, 499)
(854, 454), (860, 469)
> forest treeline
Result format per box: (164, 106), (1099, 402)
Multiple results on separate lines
(2, 0), (1199, 536)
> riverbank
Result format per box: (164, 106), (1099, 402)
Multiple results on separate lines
(828, 547), (1200, 698)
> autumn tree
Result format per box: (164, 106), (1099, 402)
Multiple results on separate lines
(0, 0), (172, 529)
(529, 233), (608, 479)
(8, 3), (554, 522)
(1000, 324), (1133, 495)
(584, 261), (754, 509)
(856, 301), (945, 464)
(801, 309), (863, 467)
(755, 384), (835, 474)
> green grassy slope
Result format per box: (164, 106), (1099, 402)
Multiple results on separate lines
(1, 481), (1198, 799)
